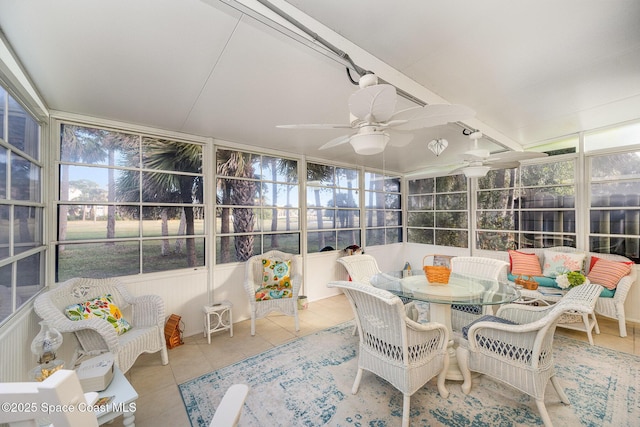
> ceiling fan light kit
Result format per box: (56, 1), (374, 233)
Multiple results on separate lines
(349, 131), (390, 155)
(462, 165), (491, 178)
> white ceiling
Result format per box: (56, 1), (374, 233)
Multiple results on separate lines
(1, 0), (639, 174)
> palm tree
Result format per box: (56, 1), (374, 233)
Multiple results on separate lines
(216, 150), (257, 262)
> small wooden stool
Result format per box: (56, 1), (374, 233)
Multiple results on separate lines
(203, 301), (233, 344)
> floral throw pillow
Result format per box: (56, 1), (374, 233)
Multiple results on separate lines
(542, 250), (586, 278)
(64, 294), (131, 335)
(255, 259), (293, 301)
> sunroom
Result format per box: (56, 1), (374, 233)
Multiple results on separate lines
(0, 1), (639, 426)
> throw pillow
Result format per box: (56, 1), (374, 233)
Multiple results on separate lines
(64, 294), (131, 335)
(508, 250), (542, 276)
(255, 259), (293, 301)
(542, 250), (586, 277)
(589, 255), (633, 271)
(587, 257), (632, 290)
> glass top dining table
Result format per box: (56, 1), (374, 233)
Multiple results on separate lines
(370, 270), (521, 307)
(369, 270), (521, 381)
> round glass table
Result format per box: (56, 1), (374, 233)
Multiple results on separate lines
(370, 270), (521, 380)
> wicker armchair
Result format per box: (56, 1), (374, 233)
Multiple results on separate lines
(456, 282), (602, 427)
(33, 277), (169, 374)
(327, 280), (449, 427)
(337, 254), (420, 326)
(449, 257), (509, 332)
(244, 250), (301, 336)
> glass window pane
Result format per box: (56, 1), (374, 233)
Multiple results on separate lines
(258, 208), (299, 232)
(477, 169), (516, 189)
(216, 149), (257, 178)
(59, 205), (140, 240)
(519, 210), (574, 233)
(143, 138), (202, 173)
(263, 233), (300, 254)
(307, 231), (336, 253)
(407, 228), (434, 244)
(17, 253), (43, 302)
(0, 87), (5, 140)
(142, 172), (201, 204)
(408, 178), (434, 194)
(476, 231), (514, 251)
(307, 163), (334, 185)
(0, 205), (8, 260)
(0, 147), (6, 199)
(591, 152), (640, 180)
(408, 194), (433, 210)
(337, 229), (360, 248)
(436, 175), (466, 192)
(585, 122), (640, 152)
(61, 124), (138, 166)
(142, 237), (204, 273)
(520, 188), (575, 208)
(8, 97), (39, 159)
(57, 242), (141, 282)
(436, 212), (468, 228)
(263, 183), (298, 207)
(408, 212), (433, 227)
(520, 161), (574, 186)
(477, 211), (515, 230)
(591, 183), (640, 204)
(306, 186), (333, 208)
(334, 188), (360, 208)
(218, 178), (258, 206)
(385, 227), (402, 243)
(14, 206), (43, 251)
(336, 167), (358, 188)
(142, 206), (203, 237)
(436, 229), (468, 247)
(261, 156), (297, 183)
(477, 189), (516, 210)
(436, 194), (466, 210)
(11, 154), (40, 202)
(334, 209), (360, 229)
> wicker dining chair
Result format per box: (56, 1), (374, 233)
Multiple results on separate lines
(244, 250), (302, 336)
(456, 282), (602, 427)
(327, 280), (449, 427)
(449, 256), (509, 332)
(33, 277), (169, 374)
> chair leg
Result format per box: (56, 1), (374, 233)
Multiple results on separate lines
(550, 375), (570, 405)
(351, 368), (363, 394)
(250, 312), (256, 336)
(159, 330), (169, 365)
(456, 346), (472, 394)
(618, 316), (627, 337)
(402, 394), (410, 427)
(294, 312), (300, 332)
(437, 354), (449, 398)
(535, 399), (554, 427)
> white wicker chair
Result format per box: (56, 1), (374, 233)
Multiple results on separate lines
(449, 257), (509, 332)
(456, 282), (602, 427)
(244, 250), (301, 336)
(512, 246), (637, 337)
(327, 280), (449, 427)
(33, 277), (169, 374)
(209, 383), (249, 427)
(337, 254), (420, 327)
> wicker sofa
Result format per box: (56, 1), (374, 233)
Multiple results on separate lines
(496, 246), (636, 337)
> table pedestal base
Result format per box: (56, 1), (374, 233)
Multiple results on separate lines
(430, 303), (465, 381)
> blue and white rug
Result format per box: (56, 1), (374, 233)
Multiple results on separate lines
(179, 322), (639, 426)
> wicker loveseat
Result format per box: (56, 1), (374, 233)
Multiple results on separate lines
(501, 246), (637, 337)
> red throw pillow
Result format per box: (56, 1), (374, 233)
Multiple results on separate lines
(587, 257), (632, 290)
(508, 250), (542, 276)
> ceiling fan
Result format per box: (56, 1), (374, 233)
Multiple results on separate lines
(277, 74), (476, 155)
(453, 131), (548, 178)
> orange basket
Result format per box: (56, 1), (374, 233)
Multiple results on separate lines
(422, 254), (453, 284)
(515, 275), (539, 290)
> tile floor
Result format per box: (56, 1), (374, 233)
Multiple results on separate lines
(109, 294), (639, 427)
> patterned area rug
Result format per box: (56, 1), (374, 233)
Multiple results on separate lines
(179, 322), (639, 426)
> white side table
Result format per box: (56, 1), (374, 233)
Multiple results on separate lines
(203, 301), (233, 344)
(95, 366), (138, 426)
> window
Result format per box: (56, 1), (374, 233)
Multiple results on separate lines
(588, 151), (640, 262)
(56, 124), (205, 280)
(476, 159), (576, 250)
(217, 149), (300, 263)
(365, 171), (402, 246)
(407, 175), (467, 247)
(306, 163), (358, 253)
(0, 86), (44, 323)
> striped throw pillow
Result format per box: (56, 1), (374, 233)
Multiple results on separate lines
(587, 258), (632, 290)
(508, 250), (542, 276)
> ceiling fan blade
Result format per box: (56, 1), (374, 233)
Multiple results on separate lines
(392, 104), (476, 131)
(318, 134), (353, 150)
(488, 161), (521, 169)
(348, 84), (397, 123)
(277, 123), (353, 130)
(487, 151), (548, 162)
